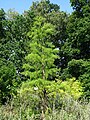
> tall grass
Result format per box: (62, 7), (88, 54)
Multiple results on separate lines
(0, 97), (90, 120)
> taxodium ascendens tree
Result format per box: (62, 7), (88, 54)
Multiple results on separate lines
(22, 16), (59, 80)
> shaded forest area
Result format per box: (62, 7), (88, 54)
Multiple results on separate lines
(0, 0), (90, 119)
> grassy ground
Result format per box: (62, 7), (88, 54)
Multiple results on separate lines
(0, 97), (90, 120)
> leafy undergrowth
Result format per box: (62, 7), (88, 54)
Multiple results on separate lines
(0, 97), (90, 120)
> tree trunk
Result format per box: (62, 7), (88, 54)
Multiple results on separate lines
(40, 108), (45, 120)
(42, 63), (45, 80)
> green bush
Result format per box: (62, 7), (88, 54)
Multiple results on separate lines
(16, 78), (83, 116)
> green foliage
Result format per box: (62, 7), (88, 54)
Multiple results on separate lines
(30, 0), (68, 70)
(70, 0), (90, 12)
(0, 1), (90, 120)
(60, 1), (90, 98)
(66, 16), (90, 59)
(30, 0), (60, 17)
(62, 59), (90, 98)
(59, 78), (83, 99)
(0, 59), (16, 104)
(0, 8), (35, 103)
(22, 16), (59, 80)
(18, 77), (82, 116)
(6, 9), (19, 20)
(0, 0), (90, 108)
(20, 77), (83, 99)
(0, 9), (5, 39)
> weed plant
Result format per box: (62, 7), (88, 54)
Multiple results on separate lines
(0, 96), (90, 120)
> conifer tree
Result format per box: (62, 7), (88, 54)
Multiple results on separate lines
(22, 16), (59, 80)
